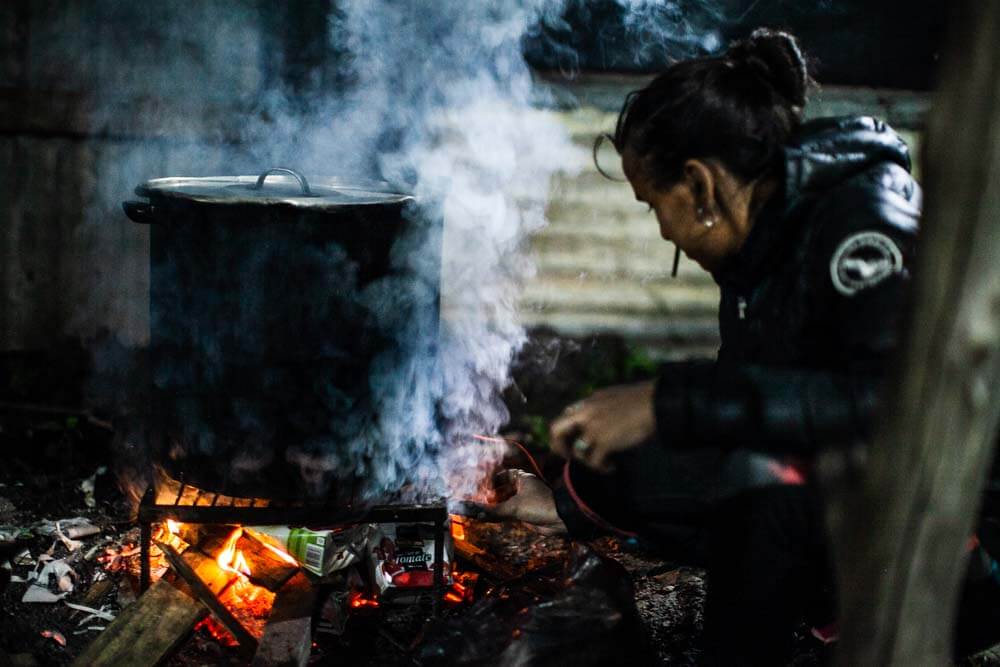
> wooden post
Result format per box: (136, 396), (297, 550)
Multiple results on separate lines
(824, 2), (1000, 664)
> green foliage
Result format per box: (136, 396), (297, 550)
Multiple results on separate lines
(577, 342), (658, 400)
(524, 414), (550, 449)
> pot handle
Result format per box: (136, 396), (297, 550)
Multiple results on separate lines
(251, 167), (312, 195)
(123, 200), (156, 224)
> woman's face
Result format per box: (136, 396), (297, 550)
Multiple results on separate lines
(621, 149), (751, 273)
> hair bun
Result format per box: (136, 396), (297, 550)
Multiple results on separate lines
(727, 28), (811, 108)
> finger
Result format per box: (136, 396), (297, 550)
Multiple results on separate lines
(550, 414), (584, 459)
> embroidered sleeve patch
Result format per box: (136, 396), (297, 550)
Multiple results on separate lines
(829, 231), (903, 296)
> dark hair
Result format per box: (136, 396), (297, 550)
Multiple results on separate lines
(607, 28), (814, 186)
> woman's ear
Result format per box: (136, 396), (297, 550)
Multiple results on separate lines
(683, 159), (716, 212)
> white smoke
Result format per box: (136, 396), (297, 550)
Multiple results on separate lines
(323, 1), (728, 501)
(614, 0), (724, 57)
(47, 0), (727, 502)
(296, 1), (583, 502)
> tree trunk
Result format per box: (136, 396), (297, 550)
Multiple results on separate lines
(824, 3), (1000, 664)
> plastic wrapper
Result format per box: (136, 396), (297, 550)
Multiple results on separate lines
(370, 522), (453, 597)
(245, 524), (373, 576)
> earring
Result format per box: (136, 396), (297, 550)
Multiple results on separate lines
(697, 207), (715, 228)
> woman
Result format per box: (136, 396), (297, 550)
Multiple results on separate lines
(476, 28), (922, 664)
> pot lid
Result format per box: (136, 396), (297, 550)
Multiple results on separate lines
(135, 168), (413, 208)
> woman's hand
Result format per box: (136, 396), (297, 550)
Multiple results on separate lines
(549, 380), (656, 473)
(454, 470), (567, 535)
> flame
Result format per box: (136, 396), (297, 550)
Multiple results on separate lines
(449, 515), (466, 541)
(194, 527), (276, 644)
(232, 550), (251, 577)
(166, 519), (181, 534)
(216, 528), (251, 577)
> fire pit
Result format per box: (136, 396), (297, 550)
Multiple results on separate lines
(135, 477), (449, 607)
(75, 470), (458, 665)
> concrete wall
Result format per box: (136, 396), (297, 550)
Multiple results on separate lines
(0, 1), (263, 350)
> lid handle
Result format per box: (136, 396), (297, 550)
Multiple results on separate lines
(251, 168), (311, 195)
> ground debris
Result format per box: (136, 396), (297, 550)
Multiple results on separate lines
(21, 557), (77, 603)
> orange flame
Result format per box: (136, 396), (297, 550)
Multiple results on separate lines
(166, 519), (181, 534)
(217, 528), (251, 577)
(450, 516), (466, 542)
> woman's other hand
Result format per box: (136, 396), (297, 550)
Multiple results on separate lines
(454, 470), (567, 535)
(550, 380), (656, 473)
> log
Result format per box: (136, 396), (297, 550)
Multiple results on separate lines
(824, 3), (1000, 664)
(178, 524), (298, 590)
(251, 572), (318, 667)
(72, 549), (236, 666)
(240, 534), (301, 592)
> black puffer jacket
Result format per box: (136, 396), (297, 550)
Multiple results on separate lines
(554, 116), (921, 539)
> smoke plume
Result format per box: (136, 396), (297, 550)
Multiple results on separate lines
(47, 1), (727, 502)
(287, 1), (584, 501)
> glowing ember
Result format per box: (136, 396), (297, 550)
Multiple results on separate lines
(447, 572), (477, 604)
(195, 616), (238, 647)
(349, 592), (380, 609)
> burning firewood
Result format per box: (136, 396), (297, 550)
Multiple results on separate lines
(157, 540), (259, 660)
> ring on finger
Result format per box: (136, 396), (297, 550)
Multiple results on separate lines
(573, 437), (592, 458)
(565, 401), (585, 415)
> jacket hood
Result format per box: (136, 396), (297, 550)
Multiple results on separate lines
(784, 116), (912, 210)
(713, 116), (912, 288)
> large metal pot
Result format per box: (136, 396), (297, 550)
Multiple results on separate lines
(124, 168), (436, 501)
